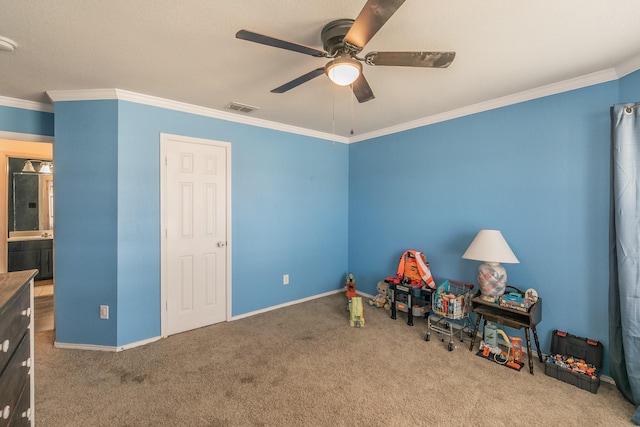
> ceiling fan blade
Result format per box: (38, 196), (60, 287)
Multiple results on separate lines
(352, 73), (375, 103)
(236, 30), (328, 57)
(344, 0), (407, 51)
(365, 51), (456, 68)
(271, 68), (326, 93)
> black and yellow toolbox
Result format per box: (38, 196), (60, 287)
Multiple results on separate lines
(544, 329), (604, 393)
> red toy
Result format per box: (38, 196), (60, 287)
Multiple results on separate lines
(346, 273), (356, 299)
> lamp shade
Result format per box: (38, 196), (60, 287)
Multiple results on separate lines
(462, 229), (519, 264)
(463, 229), (519, 302)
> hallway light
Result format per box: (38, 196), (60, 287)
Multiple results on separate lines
(22, 159), (53, 174)
(21, 160), (36, 172)
(38, 162), (52, 174)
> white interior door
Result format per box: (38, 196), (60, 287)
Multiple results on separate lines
(161, 134), (230, 336)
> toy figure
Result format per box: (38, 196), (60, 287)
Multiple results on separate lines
(346, 273), (357, 299)
(368, 281), (390, 310)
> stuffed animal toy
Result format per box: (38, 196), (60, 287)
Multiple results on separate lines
(369, 281), (390, 310)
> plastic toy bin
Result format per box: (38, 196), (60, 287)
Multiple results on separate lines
(544, 330), (603, 393)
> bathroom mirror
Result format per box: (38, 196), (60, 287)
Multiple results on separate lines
(7, 157), (54, 235)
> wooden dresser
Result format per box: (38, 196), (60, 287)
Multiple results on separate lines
(0, 270), (37, 427)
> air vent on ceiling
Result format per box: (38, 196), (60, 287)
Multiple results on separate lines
(226, 101), (259, 114)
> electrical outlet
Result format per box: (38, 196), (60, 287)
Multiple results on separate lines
(283, 274), (289, 285)
(100, 305), (109, 319)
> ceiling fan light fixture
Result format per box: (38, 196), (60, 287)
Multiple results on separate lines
(237, 1), (455, 104)
(325, 56), (361, 86)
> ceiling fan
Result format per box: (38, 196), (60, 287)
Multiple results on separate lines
(236, 0), (455, 103)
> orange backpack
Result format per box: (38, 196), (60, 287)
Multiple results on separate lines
(388, 250), (435, 289)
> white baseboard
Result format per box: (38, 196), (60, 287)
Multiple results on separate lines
(356, 290), (375, 299)
(55, 335), (161, 352)
(600, 374), (615, 385)
(55, 342), (117, 352)
(231, 288), (346, 321)
(53, 289), (358, 351)
(230, 288), (377, 322)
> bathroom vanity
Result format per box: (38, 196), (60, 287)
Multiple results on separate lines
(7, 236), (53, 281)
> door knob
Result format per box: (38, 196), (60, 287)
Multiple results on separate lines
(217, 241), (227, 248)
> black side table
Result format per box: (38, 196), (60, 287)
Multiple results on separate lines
(469, 292), (543, 375)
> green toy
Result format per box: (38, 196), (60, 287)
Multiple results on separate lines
(349, 297), (364, 327)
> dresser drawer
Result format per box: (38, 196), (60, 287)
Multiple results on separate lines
(0, 283), (30, 372)
(9, 381), (31, 427)
(0, 333), (30, 427)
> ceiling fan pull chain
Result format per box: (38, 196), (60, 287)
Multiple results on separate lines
(350, 89), (355, 135)
(332, 84), (337, 144)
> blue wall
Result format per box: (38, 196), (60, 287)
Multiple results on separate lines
(53, 101), (119, 346)
(349, 79), (624, 374)
(1, 69), (639, 370)
(53, 100), (349, 347)
(619, 71), (640, 102)
(0, 105), (54, 137)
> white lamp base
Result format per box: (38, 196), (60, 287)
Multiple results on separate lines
(478, 262), (507, 302)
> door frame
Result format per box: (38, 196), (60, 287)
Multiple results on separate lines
(0, 138), (53, 274)
(159, 133), (232, 338)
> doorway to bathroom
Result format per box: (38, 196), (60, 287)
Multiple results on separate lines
(1, 138), (55, 332)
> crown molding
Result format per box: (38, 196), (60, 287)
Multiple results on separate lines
(46, 88), (119, 102)
(0, 95), (53, 113)
(350, 67), (622, 143)
(30, 53), (640, 144)
(47, 89), (350, 144)
(615, 52), (640, 78)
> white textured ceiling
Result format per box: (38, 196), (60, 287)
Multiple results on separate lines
(2, 0), (640, 138)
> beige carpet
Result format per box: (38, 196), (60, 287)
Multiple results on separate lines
(34, 292), (636, 426)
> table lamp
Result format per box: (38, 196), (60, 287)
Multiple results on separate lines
(462, 229), (519, 302)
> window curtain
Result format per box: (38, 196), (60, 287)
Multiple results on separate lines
(610, 103), (640, 425)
